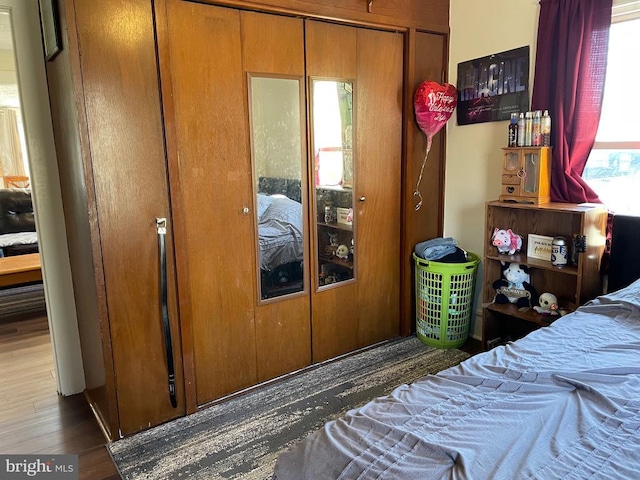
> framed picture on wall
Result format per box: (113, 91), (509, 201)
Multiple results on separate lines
(39, 0), (61, 61)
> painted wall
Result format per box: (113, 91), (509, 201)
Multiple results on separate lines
(447, 0), (541, 338)
(0, 50), (17, 85)
(8, 0), (84, 395)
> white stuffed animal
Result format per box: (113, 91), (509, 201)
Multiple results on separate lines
(335, 244), (350, 260)
(533, 292), (559, 315)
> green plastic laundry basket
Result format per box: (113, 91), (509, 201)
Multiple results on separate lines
(413, 251), (480, 349)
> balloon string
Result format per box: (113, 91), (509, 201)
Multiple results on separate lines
(413, 135), (433, 211)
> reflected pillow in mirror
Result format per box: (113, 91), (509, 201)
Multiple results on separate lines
(257, 193), (274, 219)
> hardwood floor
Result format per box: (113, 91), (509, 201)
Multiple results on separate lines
(0, 311), (119, 479)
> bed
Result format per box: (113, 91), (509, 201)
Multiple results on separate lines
(257, 193), (303, 272)
(273, 217), (640, 479)
(257, 177), (304, 299)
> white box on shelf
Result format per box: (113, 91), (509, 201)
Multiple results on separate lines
(527, 234), (553, 261)
(336, 207), (353, 225)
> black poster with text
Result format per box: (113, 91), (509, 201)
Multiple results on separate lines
(456, 46), (530, 125)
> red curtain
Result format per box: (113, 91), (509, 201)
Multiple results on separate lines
(531, 0), (612, 203)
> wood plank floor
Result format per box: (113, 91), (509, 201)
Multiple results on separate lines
(0, 311), (120, 479)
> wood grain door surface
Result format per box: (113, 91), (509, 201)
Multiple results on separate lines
(161, 1), (312, 406)
(355, 27), (402, 348)
(240, 11), (312, 384)
(305, 21), (360, 363)
(64, 0), (444, 435)
(160, 1), (403, 406)
(306, 20), (402, 362)
(162, 1), (258, 405)
(74, 0), (186, 435)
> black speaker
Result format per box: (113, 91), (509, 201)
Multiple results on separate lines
(608, 214), (640, 293)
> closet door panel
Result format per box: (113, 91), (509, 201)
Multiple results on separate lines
(241, 11), (311, 381)
(411, 33), (446, 241)
(306, 21), (359, 363)
(74, 0), (185, 435)
(305, 21), (357, 78)
(355, 28), (402, 347)
(402, 32), (446, 335)
(241, 12), (304, 75)
(163, 0), (257, 404)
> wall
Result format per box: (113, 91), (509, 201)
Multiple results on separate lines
(8, 0), (84, 394)
(0, 50), (17, 86)
(447, 0), (540, 338)
(47, 0), (111, 410)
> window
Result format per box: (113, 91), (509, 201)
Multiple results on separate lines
(582, 6), (640, 215)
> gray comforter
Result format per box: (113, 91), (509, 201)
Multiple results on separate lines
(274, 280), (640, 479)
(257, 194), (303, 271)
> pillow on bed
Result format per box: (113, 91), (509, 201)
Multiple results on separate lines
(256, 193), (274, 219)
(258, 195), (303, 271)
(260, 195), (301, 226)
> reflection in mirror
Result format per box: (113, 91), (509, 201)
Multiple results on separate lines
(311, 80), (354, 288)
(249, 76), (305, 300)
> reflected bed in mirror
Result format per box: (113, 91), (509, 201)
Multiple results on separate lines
(256, 178), (304, 299)
(249, 76), (306, 300)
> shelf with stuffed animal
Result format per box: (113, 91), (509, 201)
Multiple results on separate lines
(533, 292), (572, 321)
(491, 262), (538, 310)
(482, 200), (607, 351)
(491, 228), (523, 255)
(488, 227), (580, 274)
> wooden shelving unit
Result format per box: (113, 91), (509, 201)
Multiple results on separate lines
(482, 201), (608, 350)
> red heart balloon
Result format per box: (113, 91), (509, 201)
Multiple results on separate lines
(414, 81), (457, 139)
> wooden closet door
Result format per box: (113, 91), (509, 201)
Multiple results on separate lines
(74, 0), (185, 435)
(161, 0), (257, 405)
(355, 28), (402, 347)
(306, 21), (359, 362)
(306, 21), (402, 361)
(241, 11), (311, 382)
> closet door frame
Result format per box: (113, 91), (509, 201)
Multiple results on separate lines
(400, 29), (448, 336)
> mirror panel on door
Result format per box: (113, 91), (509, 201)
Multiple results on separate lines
(311, 79), (355, 288)
(249, 75), (306, 300)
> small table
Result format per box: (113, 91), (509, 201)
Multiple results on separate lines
(0, 253), (42, 288)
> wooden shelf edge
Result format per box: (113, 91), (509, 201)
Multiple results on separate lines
(319, 254), (354, 269)
(318, 221), (353, 231)
(485, 253), (579, 275)
(486, 199), (608, 214)
(485, 302), (558, 327)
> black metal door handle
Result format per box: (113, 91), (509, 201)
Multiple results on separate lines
(156, 218), (177, 408)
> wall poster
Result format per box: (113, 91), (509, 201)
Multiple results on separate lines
(456, 46), (530, 125)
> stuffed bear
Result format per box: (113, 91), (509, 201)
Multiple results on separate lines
(492, 262), (538, 309)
